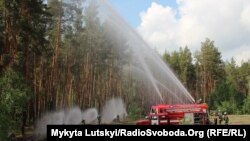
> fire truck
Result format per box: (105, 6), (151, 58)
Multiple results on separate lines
(136, 103), (210, 125)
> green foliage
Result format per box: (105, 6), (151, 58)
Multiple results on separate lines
(128, 103), (143, 120)
(0, 70), (30, 139)
(217, 101), (239, 114)
(242, 94), (250, 114)
(208, 80), (244, 114)
(238, 62), (250, 96)
(244, 76), (250, 114)
(164, 38), (249, 114)
(179, 46), (194, 88)
(163, 46), (194, 92)
(225, 58), (238, 85)
(0, 0), (3, 49)
(196, 38), (225, 88)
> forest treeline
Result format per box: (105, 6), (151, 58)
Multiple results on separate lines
(0, 0), (250, 139)
(163, 41), (250, 114)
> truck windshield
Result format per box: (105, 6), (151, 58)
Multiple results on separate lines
(151, 108), (157, 114)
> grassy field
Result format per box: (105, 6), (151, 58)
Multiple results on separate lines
(209, 115), (250, 125)
(228, 115), (250, 125)
(124, 115), (250, 125)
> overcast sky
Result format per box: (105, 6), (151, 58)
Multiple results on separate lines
(109, 0), (250, 65)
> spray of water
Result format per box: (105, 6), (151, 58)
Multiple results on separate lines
(82, 108), (99, 123)
(101, 97), (127, 123)
(34, 110), (64, 140)
(34, 107), (98, 140)
(34, 97), (126, 139)
(94, 0), (195, 104)
(32, 0), (197, 138)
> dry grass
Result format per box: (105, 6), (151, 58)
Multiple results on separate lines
(130, 115), (250, 125)
(228, 115), (250, 125)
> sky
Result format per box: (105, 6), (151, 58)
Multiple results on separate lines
(108, 0), (250, 65)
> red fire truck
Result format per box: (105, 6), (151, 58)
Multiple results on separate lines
(136, 103), (210, 125)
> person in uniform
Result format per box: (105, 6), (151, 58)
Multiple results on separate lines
(223, 112), (229, 125)
(213, 112), (218, 125)
(218, 110), (223, 125)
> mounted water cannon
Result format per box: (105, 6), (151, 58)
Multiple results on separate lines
(196, 98), (202, 104)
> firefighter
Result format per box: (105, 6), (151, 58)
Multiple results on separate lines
(213, 112), (218, 125)
(97, 115), (101, 125)
(223, 112), (229, 125)
(218, 110), (223, 125)
(81, 119), (85, 125)
(116, 115), (120, 123)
